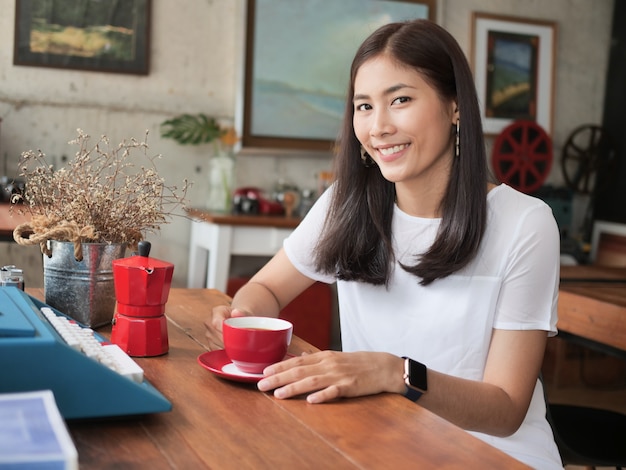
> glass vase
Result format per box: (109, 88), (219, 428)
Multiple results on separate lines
(207, 151), (234, 213)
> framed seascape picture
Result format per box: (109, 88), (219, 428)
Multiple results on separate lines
(242, 0), (436, 152)
(14, 0), (151, 75)
(471, 13), (557, 136)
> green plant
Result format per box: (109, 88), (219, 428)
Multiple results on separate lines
(160, 114), (239, 213)
(160, 113), (225, 146)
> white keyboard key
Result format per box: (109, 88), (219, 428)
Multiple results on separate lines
(40, 307), (144, 384)
(101, 344), (144, 383)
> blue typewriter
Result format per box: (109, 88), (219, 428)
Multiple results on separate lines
(0, 286), (171, 419)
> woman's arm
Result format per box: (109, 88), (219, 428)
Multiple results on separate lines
(231, 248), (316, 315)
(419, 328), (547, 436)
(204, 248), (315, 349)
(257, 328), (547, 437)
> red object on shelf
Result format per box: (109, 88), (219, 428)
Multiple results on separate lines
(227, 277), (333, 350)
(232, 187), (284, 215)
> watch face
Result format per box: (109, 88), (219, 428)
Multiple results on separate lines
(407, 358), (428, 392)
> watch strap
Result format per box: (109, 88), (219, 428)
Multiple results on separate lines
(403, 384), (423, 401)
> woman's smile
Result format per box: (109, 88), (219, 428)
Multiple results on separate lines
(376, 143), (410, 159)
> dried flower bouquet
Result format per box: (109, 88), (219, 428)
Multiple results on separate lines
(12, 129), (189, 260)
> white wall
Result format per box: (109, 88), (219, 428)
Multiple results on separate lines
(0, 0), (614, 287)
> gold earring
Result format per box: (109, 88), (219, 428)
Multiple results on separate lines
(360, 146), (375, 167)
(455, 119), (460, 158)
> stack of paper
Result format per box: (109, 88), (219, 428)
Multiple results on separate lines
(0, 390), (78, 469)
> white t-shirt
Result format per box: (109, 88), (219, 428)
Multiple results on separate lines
(284, 184), (563, 469)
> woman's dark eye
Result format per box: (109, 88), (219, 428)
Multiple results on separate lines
(392, 96), (411, 105)
(355, 103), (371, 111)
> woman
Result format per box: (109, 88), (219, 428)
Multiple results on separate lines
(205, 19), (562, 469)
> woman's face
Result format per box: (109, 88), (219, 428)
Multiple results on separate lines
(353, 54), (458, 191)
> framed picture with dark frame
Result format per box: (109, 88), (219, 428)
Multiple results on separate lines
(14, 0), (151, 75)
(242, 0), (436, 152)
(471, 12), (557, 136)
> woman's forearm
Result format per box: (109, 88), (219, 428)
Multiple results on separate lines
(417, 371), (528, 437)
(231, 280), (282, 318)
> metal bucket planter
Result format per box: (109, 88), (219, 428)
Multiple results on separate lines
(43, 240), (127, 328)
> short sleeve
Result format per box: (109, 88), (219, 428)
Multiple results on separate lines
(283, 187), (336, 284)
(494, 201), (560, 336)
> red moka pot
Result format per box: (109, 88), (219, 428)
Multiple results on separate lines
(110, 241), (174, 357)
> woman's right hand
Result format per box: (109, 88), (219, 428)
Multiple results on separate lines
(203, 248), (314, 350)
(204, 305), (248, 351)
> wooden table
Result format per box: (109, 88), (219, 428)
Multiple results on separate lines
(27, 288), (528, 469)
(559, 265), (626, 357)
(0, 203), (30, 242)
(186, 208), (301, 291)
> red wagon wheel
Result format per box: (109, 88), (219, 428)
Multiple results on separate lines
(491, 120), (553, 194)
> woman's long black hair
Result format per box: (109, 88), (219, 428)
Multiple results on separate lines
(313, 19), (489, 286)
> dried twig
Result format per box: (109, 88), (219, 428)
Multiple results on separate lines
(11, 129), (189, 252)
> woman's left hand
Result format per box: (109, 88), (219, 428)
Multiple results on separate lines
(257, 350), (405, 403)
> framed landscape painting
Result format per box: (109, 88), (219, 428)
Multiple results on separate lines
(471, 12), (557, 135)
(242, 0), (436, 151)
(14, 0), (151, 75)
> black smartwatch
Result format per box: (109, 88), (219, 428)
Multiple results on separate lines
(402, 356), (428, 401)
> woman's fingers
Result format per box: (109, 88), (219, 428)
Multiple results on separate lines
(257, 351), (396, 403)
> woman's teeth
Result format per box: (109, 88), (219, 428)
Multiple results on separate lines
(378, 144), (408, 156)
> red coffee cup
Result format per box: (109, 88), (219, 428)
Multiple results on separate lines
(223, 317), (293, 374)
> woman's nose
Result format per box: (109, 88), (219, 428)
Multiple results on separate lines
(370, 110), (394, 137)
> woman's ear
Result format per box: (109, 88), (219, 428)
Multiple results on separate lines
(451, 101), (460, 124)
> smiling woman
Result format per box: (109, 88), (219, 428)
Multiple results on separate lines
(352, 56), (457, 208)
(206, 18), (564, 470)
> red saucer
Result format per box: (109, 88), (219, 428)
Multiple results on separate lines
(197, 350), (264, 383)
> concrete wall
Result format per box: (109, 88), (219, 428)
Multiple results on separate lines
(0, 0), (614, 287)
